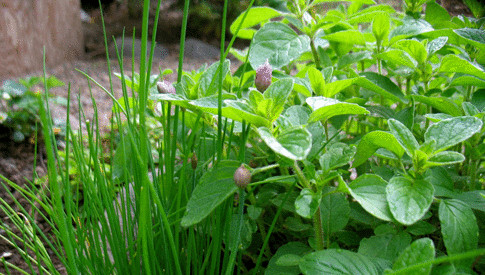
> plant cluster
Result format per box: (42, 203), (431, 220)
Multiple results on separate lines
(1, 0), (485, 274)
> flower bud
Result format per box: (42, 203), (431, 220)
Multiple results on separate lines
(234, 164), (251, 189)
(157, 81), (176, 94)
(255, 60), (272, 93)
(190, 152), (198, 170)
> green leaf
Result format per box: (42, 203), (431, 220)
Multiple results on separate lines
(426, 151), (465, 167)
(424, 116), (483, 153)
(276, 254), (303, 266)
(295, 188), (321, 219)
(388, 119), (419, 158)
(324, 78), (360, 98)
(300, 249), (380, 275)
(319, 143), (355, 173)
(406, 221), (437, 236)
(230, 7), (282, 39)
(372, 12), (390, 43)
(390, 18), (433, 43)
(391, 238), (435, 275)
(306, 97), (369, 123)
(220, 100), (270, 127)
(257, 126), (312, 160)
(454, 28), (485, 51)
(455, 191), (485, 212)
(199, 60), (230, 97)
(359, 232), (412, 261)
(394, 39), (428, 65)
(412, 95), (462, 117)
(463, 0), (485, 18)
(337, 51), (373, 69)
(439, 199), (479, 267)
(425, 1), (451, 27)
(377, 49), (417, 68)
(357, 72), (408, 103)
(439, 55), (485, 80)
(324, 30), (367, 45)
(353, 131), (405, 167)
(320, 192), (350, 235)
(426, 37), (448, 56)
(249, 22), (310, 69)
(348, 174), (393, 222)
(307, 67), (325, 96)
(150, 93), (194, 110)
(424, 167), (455, 198)
(450, 75), (485, 87)
(266, 242), (312, 275)
(386, 177), (434, 225)
(263, 79), (294, 121)
(278, 105), (311, 128)
(181, 161), (240, 227)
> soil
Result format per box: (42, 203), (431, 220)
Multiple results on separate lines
(0, 0), (476, 273)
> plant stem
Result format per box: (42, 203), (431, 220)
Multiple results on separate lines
(310, 39), (322, 70)
(225, 189), (246, 275)
(313, 206), (325, 250)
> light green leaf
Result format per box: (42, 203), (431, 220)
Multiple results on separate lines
(150, 93), (193, 110)
(439, 199), (479, 267)
(424, 167), (455, 198)
(388, 118), (419, 158)
(390, 18), (433, 43)
(307, 67), (325, 96)
(391, 238), (435, 275)
(377, 49), (417, 68)
(356, 72), (408, 103)
(412, 95), (462, 116)
(372, 12), (390, 42)
(424, 116), (483, 153)
(337, 51), (373, 69)
(386, 177), (434, 225)
(278, 105), (311, 128)
(198, 60), (230, 97)
(257, 126), (312, 160)
(439, 55), (485, 80)
(324, 30), (367, 45)
(300, 249), (380, 275)
(450, 75), (485, 87)
(295, 188), (321, 219)
(353, 131), (405, 168)
(425, 1), (451, 27)
(349, 174), (393, 222)
(181, 161), (240, 227)
(320, 192), (350, 235)
(426, 151), (465, 167)
(249, 22), (310, 69)
(319, 143), (355, 173)
(359, 232), (412, 261)
(426, 37), (448, 56)
(306, 97), (369, 123)
(394, 39), (428, 65)
(454, 28), (485, 51)
(230, 7), (282, 39)
(324, 78), (360, 98)
(263, 79), (294, 121)
(219, 100), (270, 127)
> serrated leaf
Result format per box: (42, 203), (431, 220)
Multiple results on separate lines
(359, 232), (412, 261)
(386, 177), (434, 225)
(356, 72), (408, 103)
(181, 161), (240, 227)
(349, 174), (393, 222)
(439, 55), (485, 80)
(424, 116), (483, 153)
(372, 12), (390, 42)
(249, 22), (310, 69)
(353, 131), (405, 167)
(391, 238), (435, 275)
(388, 119), (419, 158)
(266, 242), (312, 275)
(439, 199), (479, 268)
(320, 192), (350, 235)
(295, 188), (321, 219)
(257, 126), (312, 160)
(306, 97), (369, 123)
(300, 249), (380, 275)
(230, 7), (282, 39)
(455, 190), (485, 212)
(424, 167), (456, 198)
(412, 95), (462, 117)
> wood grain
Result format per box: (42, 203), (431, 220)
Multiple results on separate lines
(0, 0), (83, 80)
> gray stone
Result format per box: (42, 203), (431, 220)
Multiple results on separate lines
(183, 38), (221, 60)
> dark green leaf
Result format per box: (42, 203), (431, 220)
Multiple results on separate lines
(412, 95), (462, 116)
(454, 190), (485, 213)
(266, 242), (312, 275)
(357, 72), (408, 103)
(426, 151), (465, 167)
(257, 126), (312, 160)
(439, 199), (479, 267)
(391, 238), (435, 275)
(388, 119), (419, 158)
(390, 18), (433, 43)
(454, 28), (485, 51)
(439, 55), (485, 80)
(320, 192), (350, 235)
(295, 188), (321, 219)
(230, 7), (282, 39)
(353, 131), (405, 168)
(406, 221), (437, 236)
(249, 22), (310, 69)
(181, 161), (240, 227)
(300, 249), (380, 275)
(359, 232), (412, 261)
(424, 167), (456, 198)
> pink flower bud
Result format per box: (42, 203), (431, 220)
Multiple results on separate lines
(255, 60), (272, 93)
(157, 81), (176, 94)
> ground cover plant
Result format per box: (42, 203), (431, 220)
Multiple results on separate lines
(1, 0), (485, 274)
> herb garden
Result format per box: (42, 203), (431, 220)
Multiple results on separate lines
(1, 0), (485, 274)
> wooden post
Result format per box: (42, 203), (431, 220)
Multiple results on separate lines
(0, 0), (84, 80)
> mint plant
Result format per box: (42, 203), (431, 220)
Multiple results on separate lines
(1, 0), (485, 274)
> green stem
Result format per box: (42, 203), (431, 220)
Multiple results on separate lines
(313, 206), (325, 250)
(310, 39), (322, 70)
(225, 189), (246, 275)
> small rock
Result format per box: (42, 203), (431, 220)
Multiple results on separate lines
(183, 38), (220, 60)
(109, 37), (169, 61)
